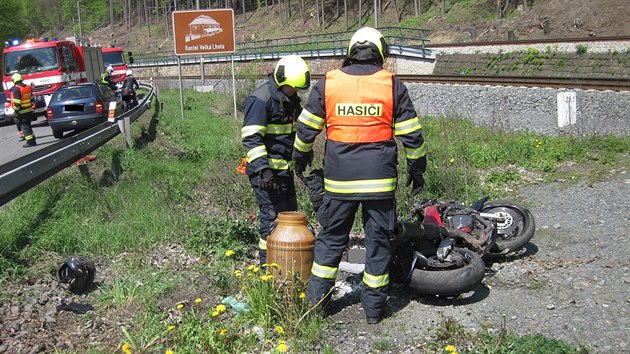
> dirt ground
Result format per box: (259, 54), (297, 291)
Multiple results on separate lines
(85, 0), (630, 57)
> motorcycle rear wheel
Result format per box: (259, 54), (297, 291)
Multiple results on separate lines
(408, 247), (485, 297)
(482, 200), (535, 254)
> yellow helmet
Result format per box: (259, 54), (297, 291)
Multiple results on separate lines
(274, 55), (311, 90)
(347, 27), (389, 62)
(12, 73), (23, 83)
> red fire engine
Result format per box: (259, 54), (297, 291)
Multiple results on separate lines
(102, 46), (128, 83)
(2, 37), (103, 116)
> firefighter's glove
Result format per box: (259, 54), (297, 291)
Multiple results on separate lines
(259, 169), (278, 191)
(406, 174), (425, 197)
(303, 169), (325, 213)
(294, 151), (313, 177)
(295, 162), (307, 177)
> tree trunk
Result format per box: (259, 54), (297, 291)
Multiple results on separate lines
(359, 0), (362, 26)
(440, 0), (445, 16)
(392, 0), (400, 22)
(109, 0), (114, 31)
(344, 0), (348, 30)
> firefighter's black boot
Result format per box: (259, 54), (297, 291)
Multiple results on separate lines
(23, 139), (37, 147)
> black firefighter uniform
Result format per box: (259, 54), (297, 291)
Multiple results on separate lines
(292, 63), (427, 318)
(242, 75), (302, 264)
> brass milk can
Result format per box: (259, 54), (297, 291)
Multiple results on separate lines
(266, 211), (316, 283)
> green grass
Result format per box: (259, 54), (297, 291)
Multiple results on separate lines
(1, 88), (626, 352)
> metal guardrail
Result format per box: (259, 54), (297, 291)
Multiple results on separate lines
(130, 26), (433, 67)
(0, 83), (159, 207)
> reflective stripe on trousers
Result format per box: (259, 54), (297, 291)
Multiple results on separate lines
(307, 197), (394, 318)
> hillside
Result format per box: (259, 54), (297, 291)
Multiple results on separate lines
(84, 0), (630, 57)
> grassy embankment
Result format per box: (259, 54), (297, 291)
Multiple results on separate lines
(1, 87), (626, 352)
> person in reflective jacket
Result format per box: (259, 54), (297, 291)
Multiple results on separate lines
(242, 55), (311, 265)
(292, 27), (427, 324)
(10, 73), (37, 147)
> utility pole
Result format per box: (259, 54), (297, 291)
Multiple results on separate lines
(77, 1), (83, 37)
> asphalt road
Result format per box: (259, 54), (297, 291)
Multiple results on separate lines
(0, 116), (58, 166)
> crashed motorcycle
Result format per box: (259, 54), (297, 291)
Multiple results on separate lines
(388, 198), (535, 296)
(298, 169), (535, 297)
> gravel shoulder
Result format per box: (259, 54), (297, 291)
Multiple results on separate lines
(319, 159), (630, 353)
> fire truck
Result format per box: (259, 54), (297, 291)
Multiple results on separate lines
(102, 46), (128, 83)
(2, 37), (104, 116)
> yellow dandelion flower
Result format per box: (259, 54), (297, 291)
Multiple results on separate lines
(167, 325), (176, 331)
(260, 274), (274, 281)
(176, 303), (184, 310)
(445, 345), (457, 352)
(269, 263), (280, 268)
(121, 343), (132, 354)
(165, 350), (174, 354)
(241, 285), (247, 291)
(277, 342), (288, 353)
(247, 264), (255, 271)
(225, 249), (235, 257)
(216, 304), (227, 313)
(195, 298), (202, 304)
(211, 310), (220, 317)
(449, 157), (455, 164)
(274, 325), (285, 334)
(298, 292), (306, 299)
(219, 328), (228, 336)
(252, 266), (260, 273)
(234, 270), (242, 277)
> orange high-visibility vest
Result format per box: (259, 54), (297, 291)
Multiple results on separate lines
(324, 69), (394, 143)
(11, 84), (33, 114)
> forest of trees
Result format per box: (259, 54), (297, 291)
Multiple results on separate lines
(0, 0), (531, 43)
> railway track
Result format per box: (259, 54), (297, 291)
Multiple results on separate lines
(146, 75), (630, 92)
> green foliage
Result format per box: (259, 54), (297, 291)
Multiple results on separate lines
(576, 44), (589, 55)
(425, 316), (588, 354)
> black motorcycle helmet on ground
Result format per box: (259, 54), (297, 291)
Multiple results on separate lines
(56, 256), (96, 293)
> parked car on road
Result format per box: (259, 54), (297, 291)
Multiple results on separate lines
(46, 82), (123, 139)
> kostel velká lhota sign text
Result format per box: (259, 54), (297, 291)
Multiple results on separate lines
(172, 9), (235, 56)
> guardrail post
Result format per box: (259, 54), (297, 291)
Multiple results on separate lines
(117, 116), (132, 148)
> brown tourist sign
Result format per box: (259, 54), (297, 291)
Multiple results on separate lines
(172, 9), (235, 56)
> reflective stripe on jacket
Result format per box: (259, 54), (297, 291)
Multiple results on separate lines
(11, 84), (33, 114)
(293, 63), (427, 201)
(241, 75), (302, 178)
(324, 69), (394, 143)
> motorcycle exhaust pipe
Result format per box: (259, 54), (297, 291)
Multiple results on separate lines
(393, 221), (445, 241)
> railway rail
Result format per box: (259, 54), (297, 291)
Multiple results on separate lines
(145, 75), (630, 92)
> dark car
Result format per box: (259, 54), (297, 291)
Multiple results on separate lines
(0, 91), (9, 126)
(46, 82), (123, 139)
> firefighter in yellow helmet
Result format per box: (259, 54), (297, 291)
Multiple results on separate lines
(292, 27), (427, 324)
(10, 73), (37, 147)
(241, 55), (311, 265)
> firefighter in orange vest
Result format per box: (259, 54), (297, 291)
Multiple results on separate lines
(292, 27), (427, 324)
(242, 55), (311, 265)
(10, 73), (37, 147)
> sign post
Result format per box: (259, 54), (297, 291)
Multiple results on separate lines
(172, 9), (236, 118)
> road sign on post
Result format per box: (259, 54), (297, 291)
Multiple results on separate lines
(172, 9), (237, 119)
(172, 9), (235, 56)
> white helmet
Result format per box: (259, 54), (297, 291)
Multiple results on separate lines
(273, 55), (311, 90)
(347, 27), (389, 62)
(126, 69), (132, 76)
(106, 65), (114, 74)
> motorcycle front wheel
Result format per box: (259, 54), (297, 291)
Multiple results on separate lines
(482, 200), (535, 254)
(408, 247), (485, 297)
